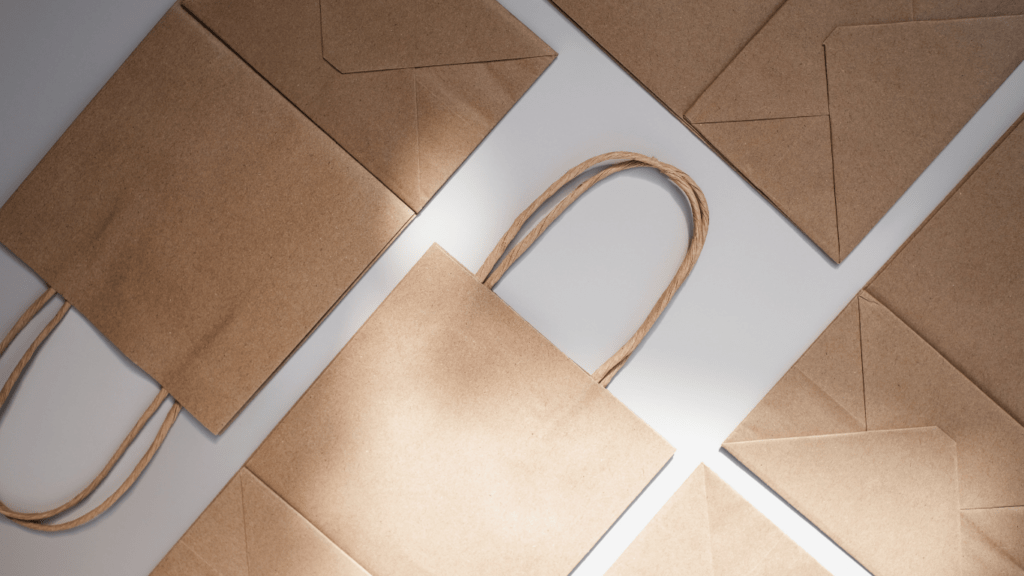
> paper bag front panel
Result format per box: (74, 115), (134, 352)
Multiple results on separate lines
(0, 5), (414, 433)
(245, 244), (675, 576)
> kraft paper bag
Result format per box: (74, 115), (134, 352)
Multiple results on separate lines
(606, 464), (829, 576)
(183, 0), (556, 211)
(722, 115), (1024, 576)
(150, 152), (710, 576)
(551, 0), (1024, 261)
(0, 0), (553, 530)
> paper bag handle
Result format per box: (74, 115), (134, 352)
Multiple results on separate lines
(476, 152), (709, 387)
(0, 287), (181, 532)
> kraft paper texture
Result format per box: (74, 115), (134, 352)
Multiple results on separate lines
(606, 464), (829, 576)
(152, 244), (675, 576)
(551, 0), (1024, 261)
(183, 0), (555, 211)
(0, 0), (554, 434)
(723, 114), (1024, 576)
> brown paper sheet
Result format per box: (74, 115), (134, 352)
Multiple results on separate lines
(550, 0), (1024, 261)
(723, 116), (1024, 574)
(0, 4), (412, 434)
(152, 243), (675, 576)
(183, 0), (555, 211)
(0, 0), (554, 435)
(606, 464), (829, 576)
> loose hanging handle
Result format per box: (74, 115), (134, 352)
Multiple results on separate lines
(476, 152), (710, 387)
(0, 288), (181, 532)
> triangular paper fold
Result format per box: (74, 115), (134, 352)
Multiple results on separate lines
(319, 0), (552, 73)
(696, 116), (839, 261)
(685, 0), (912, 124)
(413, 56), (555, 209)
(859, 295), (1024, 510)
(183, 0), (554, 210)
(796, 297), (864, 426)
(151, 469), (369, 576)
(726, 428), (962, 576)
(961, 507), (1024, 576)
(827, 15), (1024, 260)
(726, 366), (863, 443)
(606, 465), (828, 576)
(240, 471), (370, 576)
(866, 114), (1024, 428)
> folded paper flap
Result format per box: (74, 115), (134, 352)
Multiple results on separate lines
(867, 114), (1024, 427)
(694, 116), (839, 261)
(685, 0), (914, 124)
(605, 465), (715, 576)
(725, 427), (961, 576)
(704, 466), (793, 576)
(319, 0), (553, 74)
(151, 469), (370, 576)
(826, 15), (1024, 260)
(244, 244), (673, 576)
(607, 464), (828, 576)
(0, 3), (413, 434)
(859, 293), (1024, 510)
(960, 507), (1024, 576)
(551, 0), (787, 119)
(725, 366), (864, 444)
(238, 470), (371, 576)
(183, 0), (554, 212)
(411, 55), (555, 209)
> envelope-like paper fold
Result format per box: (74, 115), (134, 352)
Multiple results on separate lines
(183, 0), (555, 211)
(606, 466), (714, 576)
(244, 244), (674, 576)
(413, 57), (556, 199)
(860, 295), (1024, 510)
(239, 470), (370, 576)
(827, 15), (1024, 260)
(725, 428), (962, 576)
(551, 0), (787, 117)
(867, 113), (1024, 428)
(320, 0), (552, 73)
(606, 465), (828, 576)
(0, 3), (413, 434)
(961, 507), (1024, 576)
(151, 469), (369, 576)
(695, 116), (838, 261)
(685, 0), (913, 124)
(727, 298), (865, 443)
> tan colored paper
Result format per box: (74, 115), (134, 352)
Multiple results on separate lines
(152, 152), (710, 576)
(867, 113), (1024, 428)
(606, 464), (829, 576)
(550, 0), (1024, 261)
(183, 0), (555, 211)
(153, 244), (675, 576)
(0, 4), (412, 435)
(728, 427), (962, 576)
(724, 117), (1024, 574)
(0, 0), (554, 436)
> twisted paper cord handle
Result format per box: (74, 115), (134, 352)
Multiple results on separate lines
(476, 152), (710, 387)
(0, 287), (180, 532)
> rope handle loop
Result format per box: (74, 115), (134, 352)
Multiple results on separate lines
(0, 287), (181, 532)
(475, 152), (710, 387)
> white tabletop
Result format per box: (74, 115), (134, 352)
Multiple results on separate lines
(1, 0), (1022, 574)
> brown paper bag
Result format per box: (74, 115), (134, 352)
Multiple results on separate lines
(0, 0), (552, 531)
(150, 151), (710, 576)
(551, 0), (1024, 261)
(722, 114), (1024, 576)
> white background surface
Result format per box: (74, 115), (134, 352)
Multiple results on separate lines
(1, 0), (1022, 574)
